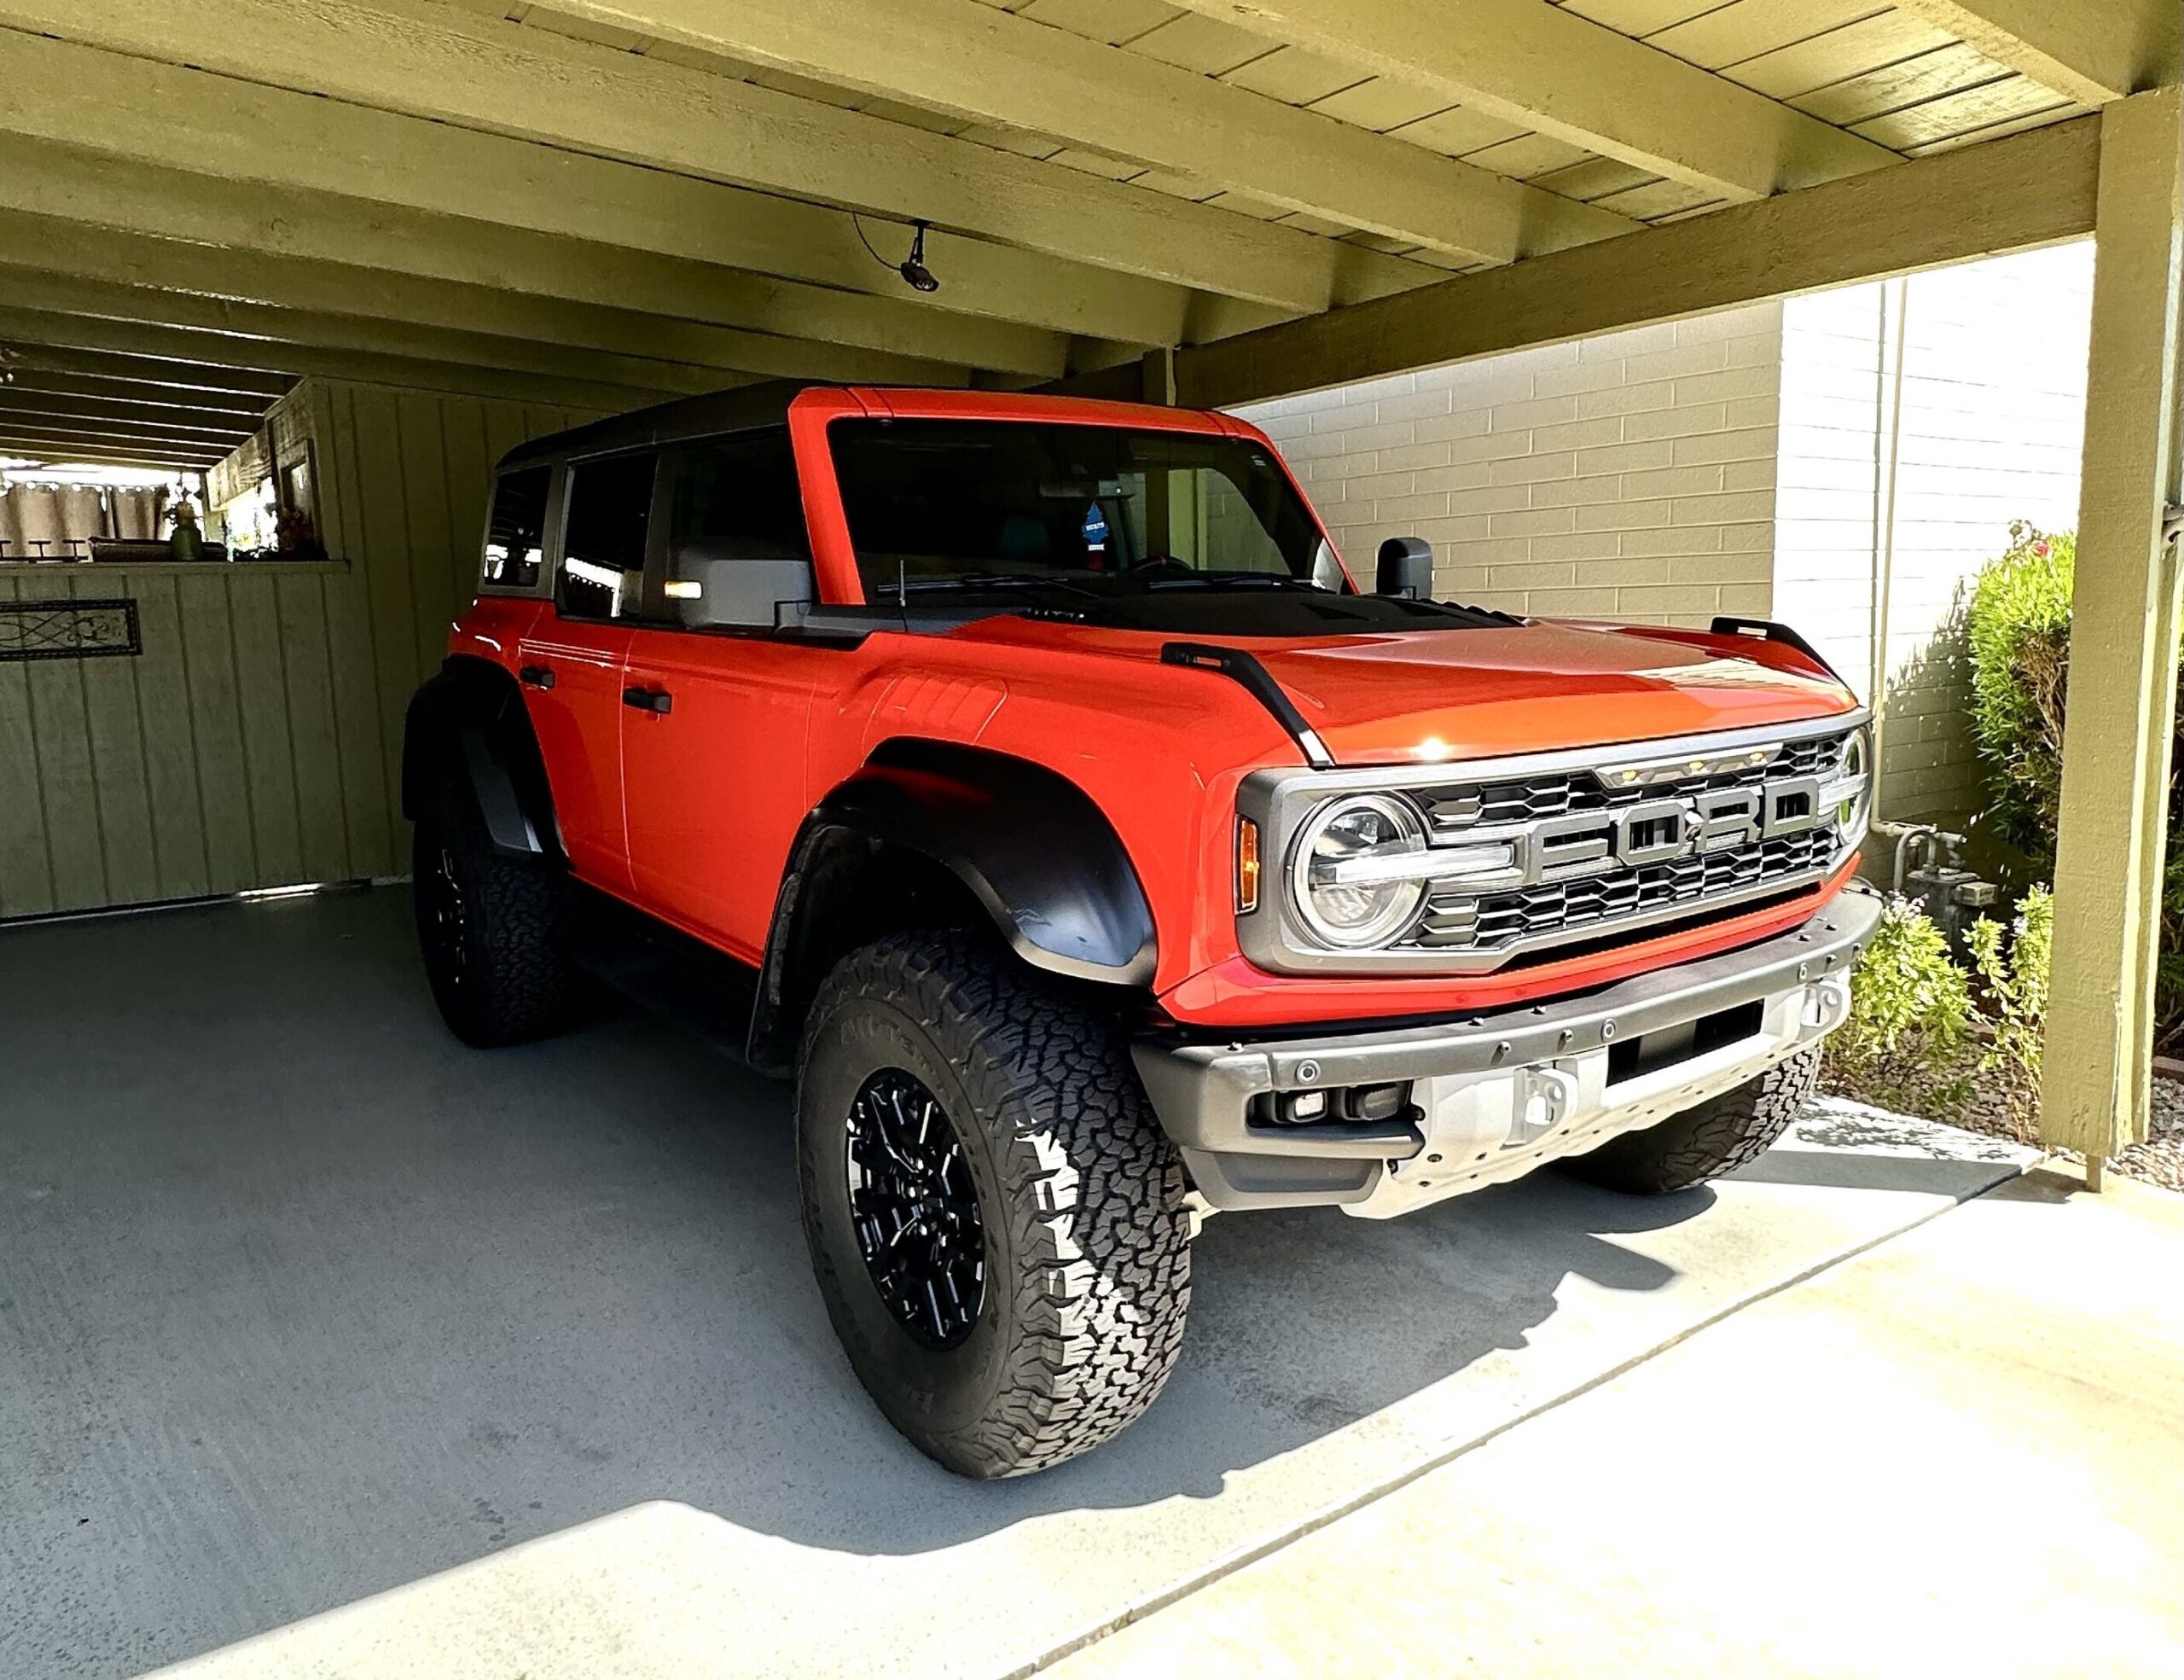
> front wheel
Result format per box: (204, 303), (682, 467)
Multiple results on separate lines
(413, 786), (578, 1048)
(1560, 1045), (1818, 1195)
(797, 933), (1192, 1479)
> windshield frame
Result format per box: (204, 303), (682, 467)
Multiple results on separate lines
(787, 387), (1355, 607)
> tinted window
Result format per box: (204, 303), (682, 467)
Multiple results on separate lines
(481, 465), (550, 590)
(557, 452), (655, 619)
(669, 428), (810, 569)
(828, 420), (1334, 597)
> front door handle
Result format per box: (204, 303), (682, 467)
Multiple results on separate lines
(518, 664), (555, 689)
(622, 685), (672, 715)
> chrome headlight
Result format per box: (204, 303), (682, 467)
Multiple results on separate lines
(1823, 726), (1873, 838)
(1290, 793), (1430, 949)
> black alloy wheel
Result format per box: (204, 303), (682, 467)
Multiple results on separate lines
(419, 840), (471, 991)
(845, 1068), (987, 1351)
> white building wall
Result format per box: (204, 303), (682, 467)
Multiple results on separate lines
(1772, 242), (2092, 827)
(1236, 304), (1783, 625)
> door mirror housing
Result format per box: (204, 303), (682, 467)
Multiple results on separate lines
(1377, 536), (1433, 600)
(665, 544), (815, 630)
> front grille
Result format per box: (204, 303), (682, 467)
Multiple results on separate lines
(1422, 732), (1843, 834)
(1405, 827), (1842, 954)
(1397, 726), (1858, 960)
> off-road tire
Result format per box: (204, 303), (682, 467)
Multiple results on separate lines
(1561, 1045), (1818, 1195)
(412, 784), (577, 1048)
(797, 932), (1192, 1479)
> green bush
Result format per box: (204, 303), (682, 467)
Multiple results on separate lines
(1966, 522), (2074, 859)
(1963, 521), (2184, 1054)
(1967, 885), (2052, 1140)
(1822, 896), (1976, 1119)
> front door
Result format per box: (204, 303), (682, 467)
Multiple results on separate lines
(515, 449), (658, 893)
(620, 430), (821, 961)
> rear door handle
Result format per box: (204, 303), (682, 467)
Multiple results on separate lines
(518, 664), (555, 689)
(622, 685), (672, 715)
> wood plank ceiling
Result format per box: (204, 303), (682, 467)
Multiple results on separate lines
(0, 0), (2153, 469)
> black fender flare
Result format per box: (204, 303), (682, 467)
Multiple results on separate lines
(401, 658), (559, 861)
(749, 741), (1159, 1067)
(825, 741), (1157, 984)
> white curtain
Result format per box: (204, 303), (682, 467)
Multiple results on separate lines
(0, 484), (169, 556)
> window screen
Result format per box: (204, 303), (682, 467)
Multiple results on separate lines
(481, 465), (550, 590)
(557, 451), (655, 619)
(669, 428), (810, 568)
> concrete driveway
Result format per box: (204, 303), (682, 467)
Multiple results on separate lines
(1, 888), (2169, 1678)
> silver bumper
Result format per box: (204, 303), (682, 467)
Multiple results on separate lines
(1132, 889), (1881, 1216)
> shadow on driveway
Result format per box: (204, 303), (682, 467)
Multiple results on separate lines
(4, 887), (1715, 1677)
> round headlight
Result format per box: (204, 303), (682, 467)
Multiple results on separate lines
(1836, 727), (1873, 830)
(1291, 793), (1429, 949)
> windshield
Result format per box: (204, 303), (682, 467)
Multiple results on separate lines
(828, 419), (1345, 598)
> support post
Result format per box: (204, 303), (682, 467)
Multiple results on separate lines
(2040, 86), (2184, 1181)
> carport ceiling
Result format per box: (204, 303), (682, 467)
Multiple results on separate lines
(0, 0), (2170, 466)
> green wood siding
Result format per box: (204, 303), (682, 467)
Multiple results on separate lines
(0, 378), (608, 917)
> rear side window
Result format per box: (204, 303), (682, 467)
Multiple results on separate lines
(481, 466), (550, 590)
(557, 451), (656, 619)
(669, 428), (810, 566)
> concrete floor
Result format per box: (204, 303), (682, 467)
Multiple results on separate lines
(0, 887), (2163, 1680)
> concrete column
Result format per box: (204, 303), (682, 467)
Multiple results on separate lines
(2040, 87), (2184, 1181)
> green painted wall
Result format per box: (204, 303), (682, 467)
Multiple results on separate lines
(0, 378), (608, 917)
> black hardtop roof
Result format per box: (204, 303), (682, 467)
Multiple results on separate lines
(497, 380), (826, 472)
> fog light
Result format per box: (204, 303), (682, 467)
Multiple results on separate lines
(1345, 1083), (1409, 1124)
(1282, 1089), (1328, 1123)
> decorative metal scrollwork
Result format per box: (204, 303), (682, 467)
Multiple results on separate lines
(0, 599), (142, 661)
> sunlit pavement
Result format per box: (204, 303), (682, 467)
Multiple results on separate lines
(9, 891), (2168, 1680)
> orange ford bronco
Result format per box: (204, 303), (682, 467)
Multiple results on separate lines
(405, 383), (1877, 1477)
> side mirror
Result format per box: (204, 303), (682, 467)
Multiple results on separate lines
(665, 544), (814, 630)
(1376, 536), (1433, 600)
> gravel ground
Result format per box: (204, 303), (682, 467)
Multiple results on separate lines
(1934, 1073), (2184, 1192)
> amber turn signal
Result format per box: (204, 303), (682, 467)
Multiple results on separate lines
(1236, 817), (1261, 914)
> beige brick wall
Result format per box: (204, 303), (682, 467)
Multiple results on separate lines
(1235, 304), (1783, 625)
(1771, 243), (2092, 828)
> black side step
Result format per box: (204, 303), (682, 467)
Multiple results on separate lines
(1160, 641), (1334, 768)
(563, 884), (768, 1069)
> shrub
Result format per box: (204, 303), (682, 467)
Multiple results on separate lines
(1963, 521), (2184, 1054)
(1967, 885), (2052, 1139)
(1965, 521), (2073, 859)
(1822, 896), (1976, 1119)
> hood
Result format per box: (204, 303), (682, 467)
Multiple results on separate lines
(1249, 622), (1854, 764)
(956, 614), (1856, 767)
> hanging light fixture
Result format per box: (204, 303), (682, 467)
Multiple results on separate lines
(854, 216), (941, 294)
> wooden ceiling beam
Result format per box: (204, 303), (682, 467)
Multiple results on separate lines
(1891, 1), (2180, 108)
(0, 266), (758, 401)
(1159, 0), (1897, 201)
(0, 2), (1433, 315)
(0, 421), (230, 462)
(526, 0), (1634, 264)
(0, 397), (255, 443)
(0, 46), (1184, 354)
(1164, 115), (2100, 408)
(0, 346), (293, 401)
(0, 376), (270, 422)
(0, 211), (973, 391)
(0, 445), (221, 473)
(0, 305), (689, 414)
(0, 139), (1070, 381)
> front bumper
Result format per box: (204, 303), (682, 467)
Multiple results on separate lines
(1132, 889), (1881, 1217)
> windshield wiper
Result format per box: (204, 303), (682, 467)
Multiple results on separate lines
(1142, 572), (1332, 592)
(874, 571), (1099, 600)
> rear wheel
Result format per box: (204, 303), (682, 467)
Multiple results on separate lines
(797, 933), (1191, 1478)
(413, 785), (577, 1048)
(1561, 1046), (1818, 1195)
